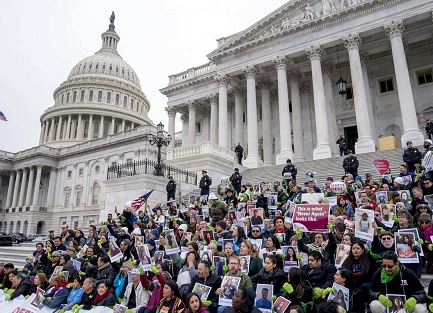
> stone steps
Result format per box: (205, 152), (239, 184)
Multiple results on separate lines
(0, 242), (38, 267)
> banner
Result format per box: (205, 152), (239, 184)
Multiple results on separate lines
(292, 204), (330, 233)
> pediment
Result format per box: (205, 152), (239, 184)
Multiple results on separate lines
(207, 0), (379, 61)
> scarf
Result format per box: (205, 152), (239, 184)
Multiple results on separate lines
(380, 267), (400, 283)
(54, 281), (69, 292)
(94, 289), (111, 304)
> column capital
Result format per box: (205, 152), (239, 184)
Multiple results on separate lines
(243, 65), (258, 79)
(273, 56), (287, 70)
(233, 86), (246, 97)
(360, 51), (369, 63)
(180, 113), (189, 123)
(201, 108), (210, 118)
(206, 92), (218, 103)
(299, 82), (311, 94)
(288, 70), (303, 82)
(342, 33), (362, 50)
(321, 60), (334, 75)
(305, 45), (323, 61)
(186, 100), (198, 111)
(228, 101), (234, 111)
(215, 74), (231, 87)
(258, 79), (273, 90)
(22, 168), (29, 173)
(384, 20), (404, 38)
(165, 105), (177, 117)
(270, 90), (279, 101)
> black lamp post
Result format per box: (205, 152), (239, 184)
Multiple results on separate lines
(148, 122), (171, 176)
(335, 45), (347, 96)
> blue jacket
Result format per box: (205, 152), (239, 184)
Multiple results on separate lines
(67, 287), (84, 304)
(114, 272), (128, 299)
(42, 287), (70, 309)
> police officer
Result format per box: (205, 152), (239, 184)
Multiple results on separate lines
(229, 168), (242, 194)
(166, 176), (176, 201)
(235, 143), (244, 165)
(282, 159), (297, 184)
(199, 170), (212, 196)
(336, 135), (347, 156)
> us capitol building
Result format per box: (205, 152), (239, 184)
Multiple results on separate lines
(0, 0), (432, 234)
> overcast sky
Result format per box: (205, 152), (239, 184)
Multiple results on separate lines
(0, 0), (288, 153)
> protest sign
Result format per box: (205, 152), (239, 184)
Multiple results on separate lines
(293, 204), (330, 233)
(109, 236), (124, 263)
(330, 182), (345, 194)
(354, 208), (374, 241)
(301, 193), (324, 204)
(386, 294), (406, 313)
(423, 152), (433, 171)
(219, 276), (241, 306)
(395, 232), (419, 264)
(328, 283), (350, 311)
(98, 209), (109, 223)
(373, 159), (390, 175)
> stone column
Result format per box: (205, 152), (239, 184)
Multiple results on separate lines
(180, 113), (189, 147)
(289, 70), (306, 161)
(342, 33), (376, 153)
(65, 115), (72, 139)
(99, 116), (105, 138)
(18, 168), (28, 207)
(187, 100), (197, 145)
(305, 45), (333, 159)
(121, 119), (125, 132)
(243, 65), (263, 168)
(233, 86), (245, 147)
(110, 117), (115, 135)
(43, 121), (49, 142)
(32, 165), (43, 207)
(25, 166), (35, 207)
(360, 52), (377, 144)
(56, 116), (63, 140)
(39, 123), (46, 144)
(216, 74), (230, 149)
(46, 167), (57, 208)
(207, 93), (218, 144)
(76, 114), (83, 139)
(201, 108), (210, 142)
(321, 61), (340, 156)
(87, 115), (94, 140)
(48, 118), (55, 142)
(5, 171), (15, 208)
(259, 79), (274, 166)
(384, 20), (423, 145)
(274, 56), (294, 164)
(12, 170), (21, 207)
(166, 106), (176, 149)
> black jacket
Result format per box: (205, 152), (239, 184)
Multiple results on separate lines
(229, 173), (242, 189)
(251, 267), (287, 296)
(403, 147), (422, 164)
(95, 292), (118, 307)
(282, 165), (297, 181)
(188, 273), (221, 302)
(166, 181), (176, 194)
(342, 156), (359, 173)
(10, 278), (32, 300)
(80, 289), (97, 310)
(96, 264), (117, 287)
(302, 262), (337, 289)
(199, 176), (212, 190)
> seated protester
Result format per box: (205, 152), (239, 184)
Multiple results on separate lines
(177, 251), (199, 299)
(332, 268), (364, 313)
(413, 202), (432, 226)
(121, 268), (151, 312)
(302, 251), (336, 295)
(185, 292), (210, 313)
(216, 255), (253, 313)
(29, 273), (49, 294)
(281, 267), (313, 312)
(139, 264), (169, 313)
(59, 254), (75, 280)
(93, 280), (117, 307)
(85, 256), (99, 279)
(157, 280), (186, 313)
(6, 270), (32, 301)
(1, 263), (15, 289)
(251, 255), (286, 296)
(316, 301), (344, 313)
(298, 232), (337, 264)
(40, 273), (70, 310)
(188, 260), (221, 313)
(333, 222), (346, 245)
(114, 261), (135, 299)
(259, 235), (283, 260)
(331, 196), (354, 220)
(358, 191), (377, 210)
(232, 226), (247, 255)
(61, 276), (84, 312)
(95, 254), (117, 287)
(222, 287), (261, 313)
(369, 251), (428, 313)
(77, 277), (97, 310)
(215, 220), (232, 245)
(45, 250), (62, 277)
(266, 216), (295, 246)
(410, 187), (425, 216)
(239, 241), (263, 277)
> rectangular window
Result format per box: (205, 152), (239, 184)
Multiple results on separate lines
(78, 168), (83, 176)
(126, 159), (133, 165)
(257, 107), (262, 120)
(345, 86), (353, 100)
(243, 111), (246, 124)
(195, 122), (201, 134)
(379, 78), (394, 93)
(76, 190), (82, 207)
(64, 192), (70, 207)
(67, 171), (72, 179)
(417, 68), (433, 85)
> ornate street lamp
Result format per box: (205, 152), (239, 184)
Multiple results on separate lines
(336, 46), (347, 96)
(148, 122), (171, 176)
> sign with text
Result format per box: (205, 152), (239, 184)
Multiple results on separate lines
(373, 159), (390, 175)
(330, 182), (345, 194)
(293, 204), (330, 233)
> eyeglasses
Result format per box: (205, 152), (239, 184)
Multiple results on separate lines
(381, 264), (396, 269)
(381, 237), (393, 241)
(375, 214), (380, 216)
(252, 230), (260, 233)
(420, 221), (431, 225)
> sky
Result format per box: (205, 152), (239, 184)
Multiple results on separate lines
(0, 0), (289, 153)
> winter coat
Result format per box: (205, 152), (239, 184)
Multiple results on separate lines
(80, 289), (97, 310)
(177, 265), (198, 299)
(248, 255), (264, 277)
(114, 272), (128, 299)
(302, 262), (337, 289)
(10, 278), (32, 300)
(251, 267), (287, 295)
(66, 287), (84, 305)
(210, 200), (228, 223)
(188, 273), (222, 302)
(95, 291), (117, 306)
(121, 282), (151, 313)
(342, 156), (359, 173)
(96, 263), (117, 287)
(42, 286), (70, 309)
(403, 147), (422, 165)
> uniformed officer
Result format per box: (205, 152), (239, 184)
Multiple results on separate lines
(229, 168), (242, 194)
(199, 170), (212, 196)
(166, 176), (176, 201)
(281, 159), (297, 184)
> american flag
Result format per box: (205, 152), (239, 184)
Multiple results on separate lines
(0, 111), (7, 121)
(131, 190), (153, 209)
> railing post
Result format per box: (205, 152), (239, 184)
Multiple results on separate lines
(145, 159), (148, 174)
(133, 161), (136, 175)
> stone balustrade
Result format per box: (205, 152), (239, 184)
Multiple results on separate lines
(168, 63), (217, 85)
(167, 141), (235, 162)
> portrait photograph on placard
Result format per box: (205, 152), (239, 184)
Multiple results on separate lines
(354, 208), (374, 241)
(137, 245), (151, 270)
(199, 195), (208, 204)
(386, 294), (407, 313)
(228, 210), (238, 224)
(213, 256), (227, 276)
(253, 184), (261, 195)
(255, 284), (274, 310)
(182, 231), (192, 242)
(235, 212), (245, 226)
(29, 287), (46, 310)
(113, 304), (128, 313)
(273, 296), (291, 313)
(328, 283), (349, 311)
(398, 190), (411, 206)
(249, 207), (264, 226)
(109, 236), (123, 263)
(222, 239), (234, 251)
(154, 251), (165, 264)
(202, 229), (214, 243)
(189, 195), (196, 204)
(249, 238), (262, 253)
(399, 228), (424, 256)
(135, 236), (145, 247)
(164, 229), (180, 255)
(239, 256), (250, 275)
(196, 215), (204, 224)
(218, 276), (241, 306)
(193, 283), (212, 301)
(335, 244), (351, 268)
(268, 193), (278, 209)
(200, 250), (213, 263)
(395, 232), (419, 263)
(379, 204), (395, 228)
(376, 191), (388, 204)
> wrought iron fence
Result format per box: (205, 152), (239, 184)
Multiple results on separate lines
(107, 159), (198, 185)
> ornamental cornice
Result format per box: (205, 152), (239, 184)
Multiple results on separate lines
(288, 70), (303, 82)
(321, 61), (334, 75)
(243, 65), (258, 79)
(186, 100), (198, 111)
(215, 74), (231, 87)
(258, 79), (273, 90)
(384, 19), (404, 38)
(165, 106), (177, 117)
(342, 33), (362, 50)
(273, 56), (287, 70)
(305, 45), (323, 61)
(206, 92), (219, 103)
(360, 51), (369, 63)
(232, 86), (246, 97)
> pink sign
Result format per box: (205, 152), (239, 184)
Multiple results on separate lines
(292, 204), (330, 233)
(373, 159), (390, 175)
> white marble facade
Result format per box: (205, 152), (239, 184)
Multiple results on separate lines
(161, 0), (433, 165)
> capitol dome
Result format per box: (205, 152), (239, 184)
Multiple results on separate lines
(39, 12), (153, 148)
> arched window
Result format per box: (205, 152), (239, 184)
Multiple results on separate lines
(80, 90), (85, 101)
(75, 186), (83, 207)
(123, 96), (127, 107)
(115, 94), (120, 105)
(73, 91), (77, 102)
(136, 102), (139, 112)
(89, 90), (93, 102)
(107, 92), (111, 104)
(109, 64), (112, 71)
(130, 99), (134, 110)
(98, 91), (102, 102)
(96, 62), (99, 70)
(83, 121), (89, 138)
(122, 68), (125, 75)
(102, 63), (106, 70)
(83, 63), (86, 71)
(116, 65), (119, 73)
(66, 92), (70, 103)
(61, 94), (64, 103)
(89, 63), (93, 70)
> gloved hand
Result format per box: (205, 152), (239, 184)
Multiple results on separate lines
(313, 288), (323, 299)
(116, 259), (121, 263)
(418, 238), (425, 245)
(45, 247), (51, 253)
(75, 305), (84, 313)
(107, 250), (111, 256)
(125, 310), (133, 313)
(59, 309), (65, 313)
(296, 253), (302, 261)
(6, 289), (14, 294)
(378, 294), (392, 307)
(223, 265), (229, 272)
(79, 271), (86, 276)
(40, 295), (46, 302)
(0, 284), (3, 288)
(151, 265), (158, 274)
(72, 304), (78, 313)
(277, 236), (283, 243)
(404, 297), (417, 312)
(25, 295), (30, 299)
(138, 266), (145, 275)
(67, 283), (73, 288)
(283, 282), (294, 294)
(327, 222), (333, 230)
(4, 294), (11, 301)
(210, 265), (216, 271)
(429, 303), (433, 313)
(203, 300), (212, 307)
(413, 245), (421, 253)
(271, 295), (277, 301)
(97, 240), (102, 247)
(322, 287), (336, 297)
(392, 215), (398, 221)
(295, 229), (302, 238)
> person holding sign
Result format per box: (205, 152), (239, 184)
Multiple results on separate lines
(281, 267), (314, 311)
(282, 159), (297, 184)
(369, 251), (428, 313)
(342, 150), (359, 178)
(403, 141), (422, 173)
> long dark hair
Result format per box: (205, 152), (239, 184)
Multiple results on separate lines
(265, 254), (283, 270)
(288, 267), (310, 289)
(267, 235), (281, 250)
(336, 268), (354, 290)
(186, 292), (203, 311)
(342, 239), (370, 273)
